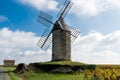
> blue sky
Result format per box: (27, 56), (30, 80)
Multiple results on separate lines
(1, 0), (120, 35)
(0, 0), (120, 64)
(0, 0), (42, 35)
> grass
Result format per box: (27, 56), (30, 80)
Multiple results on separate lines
(4, 66), (16, 71)
(3, 67), (22, 80)
(19, 71), (85, 80)
(8, 72), (21, 80)
(2, 61), (87, 80)
(2, 62), (120, 80)
(36, 61), (85, 66)
(19, 61), (85, 80)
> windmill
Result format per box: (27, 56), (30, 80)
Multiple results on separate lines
(37, 0), (80, 61)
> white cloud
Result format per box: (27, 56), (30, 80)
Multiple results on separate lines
(19, 0), (59, 11)
(0, 15), (8, 22)
(72, 30), (120, 64)
(0, 28), (51, 64)
(1, 27), (120, 64)
(18, 0), (120, 16)
(71, 0), (120, 16)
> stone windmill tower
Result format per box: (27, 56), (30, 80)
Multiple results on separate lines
(37, 0), (80, 61)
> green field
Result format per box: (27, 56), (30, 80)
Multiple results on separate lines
(19, 72), (84, 80)
(3, 67), (21, 80)
(3, 61), (120, 80)
(5, 68), (120, 80)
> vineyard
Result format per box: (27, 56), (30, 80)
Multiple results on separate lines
(83, 65), (120, 80)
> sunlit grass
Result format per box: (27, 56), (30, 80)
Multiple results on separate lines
(19, 71), (84, 80)
(37, 61), (85, 66)
(8, 72), (21, 80)
(4, 67), (16, 71)
(4, 67), (21, 80)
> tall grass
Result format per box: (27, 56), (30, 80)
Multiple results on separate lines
(4, 67), (22, 80)
(8, 72), (21, 80)
(20, 71), (84, 80)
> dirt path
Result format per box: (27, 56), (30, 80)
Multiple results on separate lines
(0, 67), (9, 80)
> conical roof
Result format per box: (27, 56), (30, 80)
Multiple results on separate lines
(58, 17), (70, 31)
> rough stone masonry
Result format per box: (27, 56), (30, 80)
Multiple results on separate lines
(52, 28), (71, 61)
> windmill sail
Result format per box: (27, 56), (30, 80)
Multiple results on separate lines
(37, 28), (52, 51)
(69, 27), (80, 42)
(57, 0), (73, 18)
(38, 11), (54, 27)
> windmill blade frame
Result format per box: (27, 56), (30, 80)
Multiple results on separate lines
(37, 28), (52, 51)
(38, 11), (54, 27)
(57, 0), (73, 18)
(69, 26), (80, 42)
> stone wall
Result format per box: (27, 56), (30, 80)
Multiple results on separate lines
(52, 29), (71, 61)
